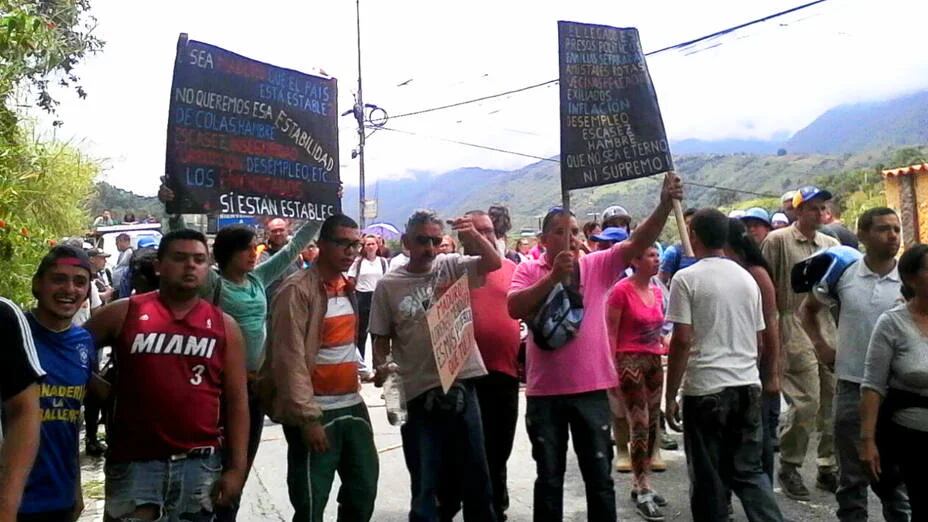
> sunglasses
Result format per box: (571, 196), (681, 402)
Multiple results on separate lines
(414, 235), (443, 247)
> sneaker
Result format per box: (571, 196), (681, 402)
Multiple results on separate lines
(635, 492), (664, 521)
(86, 439), (107, 458)
(777, 464), (811, 501)
(660, 431), (678, 451)
(631, 489), (667, 507)
(816, 468), (838, 493)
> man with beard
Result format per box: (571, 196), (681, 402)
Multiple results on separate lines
(371, 209), (501, 521)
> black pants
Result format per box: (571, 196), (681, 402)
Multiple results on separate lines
(525, 390), (616, 522)
(892, 423), (928, 519)
(356, 291), (373, 359)
(215, 382), (266, 522)
(475, 372), (520, 521)
(84, 394), (104, 443)
(683, 386), (783, 522)
(17, 509), (73, 522)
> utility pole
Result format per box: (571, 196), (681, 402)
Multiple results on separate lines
(355, 0), (366, 228)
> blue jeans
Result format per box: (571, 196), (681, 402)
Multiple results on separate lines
(525, 390), (616, 522)
(683, 386), (783, 522)
(401, 382), (495, 522)
(104, 453), (222, 521)
(833, 380), (909, 522)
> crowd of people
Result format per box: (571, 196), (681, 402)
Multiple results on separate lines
(2, 172), (925, 522)
(91, 210), (160, 228)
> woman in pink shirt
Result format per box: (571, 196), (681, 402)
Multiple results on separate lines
(606, 245), (668, 521)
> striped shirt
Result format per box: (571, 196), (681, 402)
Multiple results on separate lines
(313, 278), (363, 411)
(0, 297), (45, 438)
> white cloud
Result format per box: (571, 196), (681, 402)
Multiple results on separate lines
(33, 0), (928, 195)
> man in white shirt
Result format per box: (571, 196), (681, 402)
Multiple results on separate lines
(665, 208), (782, 522)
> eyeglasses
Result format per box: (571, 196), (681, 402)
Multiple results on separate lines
(324, 238), (363, 251)
(414, 235), (443, 247)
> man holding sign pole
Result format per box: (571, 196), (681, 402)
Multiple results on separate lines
(508, 172), (682, 521)
(370, 210), (501, 521)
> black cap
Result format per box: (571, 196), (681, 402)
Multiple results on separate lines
(35, 245), (93, 279)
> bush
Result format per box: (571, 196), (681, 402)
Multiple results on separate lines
(0, 126), (98, 306)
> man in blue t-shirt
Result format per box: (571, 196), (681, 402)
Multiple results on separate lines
(19, 246), (97, 521)
(658, 207), (698, 286)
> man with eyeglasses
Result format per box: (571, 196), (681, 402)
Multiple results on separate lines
(370, 209), (502, 521)
(259, 214), (379, 521)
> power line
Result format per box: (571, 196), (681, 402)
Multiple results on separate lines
(376, 126), (781, 198)
(377, 126), (560, 163)
(390, 79), (558, 120)
(389, 0), (829, 121)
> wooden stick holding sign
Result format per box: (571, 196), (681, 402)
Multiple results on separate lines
(673, 199), (695, 257)
(558, 22), (687, 254)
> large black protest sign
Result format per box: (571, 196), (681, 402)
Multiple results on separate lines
(165, 35), (340, 221)
(558, 22), (673, 191)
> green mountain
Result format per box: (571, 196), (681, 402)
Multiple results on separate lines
(90, 182), (163, 223)
(346, 146), (926, 234)
(785, 91), (928, 154)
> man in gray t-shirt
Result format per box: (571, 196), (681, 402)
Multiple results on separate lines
(370, 209), (501, 521)
(800, 208), (908, 521)
(665, 209), (782, 522)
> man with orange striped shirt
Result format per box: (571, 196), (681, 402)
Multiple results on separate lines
(259, 214), (378, 522)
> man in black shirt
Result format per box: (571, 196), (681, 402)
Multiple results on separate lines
(821, 200), (860, 250)
(0, 297), (45, 519)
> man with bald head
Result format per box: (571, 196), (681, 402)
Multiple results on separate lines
(259, 218), (304, 303)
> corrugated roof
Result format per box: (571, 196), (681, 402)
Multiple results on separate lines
(883, 163), (928, 178)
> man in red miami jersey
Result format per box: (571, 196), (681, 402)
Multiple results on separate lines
(85, 229), (249, 521)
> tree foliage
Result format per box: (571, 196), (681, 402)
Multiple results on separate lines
(0, 0), (103, 305)
(0, 0), (103, 126)
(0, 126), (98, 305)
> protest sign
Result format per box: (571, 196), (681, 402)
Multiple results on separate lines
(558, 22), (673, 191)
(426, 274), (478, 393)
(165, 34), (341, 221)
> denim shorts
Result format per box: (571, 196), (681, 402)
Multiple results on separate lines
(104, 453), (222, 521)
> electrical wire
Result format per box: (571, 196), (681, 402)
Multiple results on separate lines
(375, 126), (781, 198)
(389, 0), (829, 121)
(377, 126), (559, 163)
(390, 79), (558, 120)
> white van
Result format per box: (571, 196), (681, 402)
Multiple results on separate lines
(90, 223), (163, 269)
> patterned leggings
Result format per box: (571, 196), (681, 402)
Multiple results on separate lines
(616, 352), (664, 491)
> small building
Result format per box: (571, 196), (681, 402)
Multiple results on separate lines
(883, 163), (928, 248)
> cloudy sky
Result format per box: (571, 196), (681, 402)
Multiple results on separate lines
(34, 0), (928, 195)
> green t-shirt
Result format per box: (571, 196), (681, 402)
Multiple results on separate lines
(172, 218), (320, 371)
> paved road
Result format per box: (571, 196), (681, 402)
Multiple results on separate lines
(235, 384), (881, 522)
(79, 383), (882, 521)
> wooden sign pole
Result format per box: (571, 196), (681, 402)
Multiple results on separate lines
(672, 183), (694, 257)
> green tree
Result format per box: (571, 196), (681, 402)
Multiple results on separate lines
(0, 0), (103, 128)
(0, 0), (103, 304)
(0, 127), (98, 305)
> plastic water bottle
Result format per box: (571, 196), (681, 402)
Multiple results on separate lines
(383, 362), (407, 426)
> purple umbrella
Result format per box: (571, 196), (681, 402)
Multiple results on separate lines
(363, 222), (401, 240)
